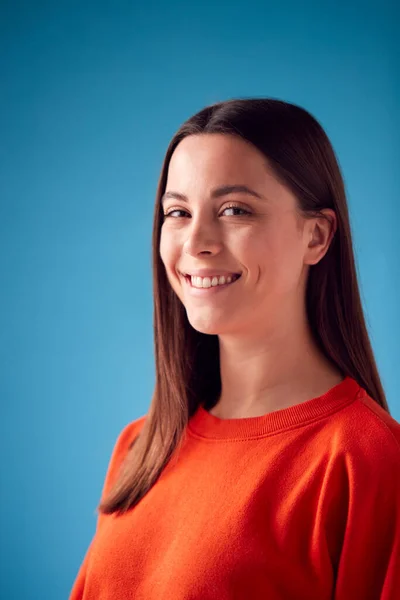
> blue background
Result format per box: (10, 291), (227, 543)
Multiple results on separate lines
(1, 1), (398, 597)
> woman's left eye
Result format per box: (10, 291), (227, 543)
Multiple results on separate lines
(221, 205), (250, 216)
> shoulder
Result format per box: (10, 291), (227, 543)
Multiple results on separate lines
(111, 414), (148, 462)
(358, 391), (400, 451)
(101, 414), (147, 498)
(327, 387), (400, 478)
(352, 390), (400, 458)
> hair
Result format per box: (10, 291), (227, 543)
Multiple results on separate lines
(98, 97), (389, 517)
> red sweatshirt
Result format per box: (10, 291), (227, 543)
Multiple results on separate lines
(69, 376), (400, 599)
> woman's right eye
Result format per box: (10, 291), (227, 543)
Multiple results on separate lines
(163, 209), (189, 218)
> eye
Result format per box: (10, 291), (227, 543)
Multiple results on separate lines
(163, 208), (190, 218)
(220, 203), (251, 216)
(162, 203), (251, 219)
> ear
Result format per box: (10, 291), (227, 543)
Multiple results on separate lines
(304, 209), (337, 266)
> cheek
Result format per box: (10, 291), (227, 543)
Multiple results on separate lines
(159, 230), (177, 269)
(248, 230), (303, 286)
(270, 239), (305, 290)
(237, 230), (280, 271)
(159, 232), (182, 293)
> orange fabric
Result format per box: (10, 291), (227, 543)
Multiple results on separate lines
(69, 376), (400, 599)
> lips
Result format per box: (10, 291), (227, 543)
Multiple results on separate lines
(184, 274), (241, 283)
(180, 270), (241, 278)
(183, 273), (242, 292)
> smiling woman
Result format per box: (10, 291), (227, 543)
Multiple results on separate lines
(69, 98), (400, 600)
(159, 131), (338, 341)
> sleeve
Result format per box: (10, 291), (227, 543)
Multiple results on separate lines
(333, 429), (400, 599)
(68, 538), (95, 600)
(68, 417), (145, 600)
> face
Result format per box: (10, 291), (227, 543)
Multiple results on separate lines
(159, 133), (332, 336)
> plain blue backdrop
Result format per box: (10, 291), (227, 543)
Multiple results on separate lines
(1, 0), (398, 598)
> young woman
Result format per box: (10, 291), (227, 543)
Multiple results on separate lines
(70, 98), (400, 599)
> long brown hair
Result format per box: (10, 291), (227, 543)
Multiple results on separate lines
(98, 97), (389, 517)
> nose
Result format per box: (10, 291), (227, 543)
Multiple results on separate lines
(183, 219), (223, 257)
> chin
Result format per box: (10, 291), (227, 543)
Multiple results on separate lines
(186, 314), (226, 336)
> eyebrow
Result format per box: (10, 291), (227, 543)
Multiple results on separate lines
(160, 184), (265, 205)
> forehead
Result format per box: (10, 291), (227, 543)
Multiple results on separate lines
(167, 134), (269, 184)
(165, 134), (296, 210)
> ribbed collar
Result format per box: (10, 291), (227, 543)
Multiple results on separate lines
(188, 376), (363, 440)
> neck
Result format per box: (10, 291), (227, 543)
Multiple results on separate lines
(212, 306), (343, 419)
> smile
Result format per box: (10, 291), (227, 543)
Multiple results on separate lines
(182, 273), (241, 294)
(188, 274), (240, 288)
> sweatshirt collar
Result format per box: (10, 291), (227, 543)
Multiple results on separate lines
(188, 376), (362, 440)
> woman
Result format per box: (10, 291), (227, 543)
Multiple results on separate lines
(70, 98), (400, 599)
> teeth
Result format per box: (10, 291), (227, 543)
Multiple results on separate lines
(190, 274), (238, 288)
